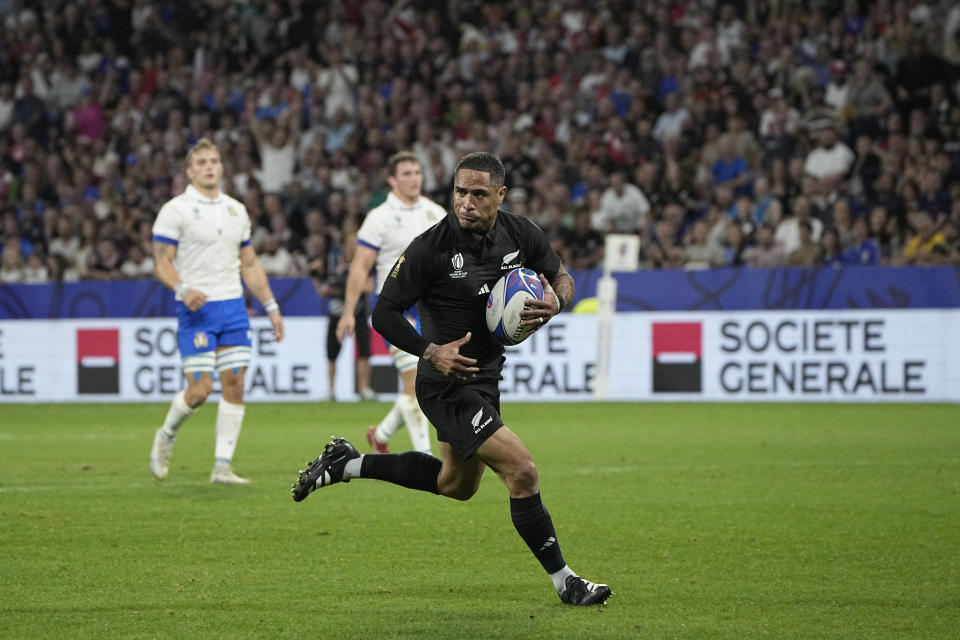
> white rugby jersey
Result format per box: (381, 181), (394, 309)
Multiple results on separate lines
(357, 191), (446, 293)
(152, 184), (252, 301)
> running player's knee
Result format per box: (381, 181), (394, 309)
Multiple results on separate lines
(509, 459), (539, 494)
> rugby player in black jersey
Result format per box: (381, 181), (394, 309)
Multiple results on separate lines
(292, 152), (611, 606)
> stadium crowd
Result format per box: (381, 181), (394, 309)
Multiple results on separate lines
(2, 0), (960, 287)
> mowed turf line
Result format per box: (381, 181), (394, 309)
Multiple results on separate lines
(0, 402), (958, 639)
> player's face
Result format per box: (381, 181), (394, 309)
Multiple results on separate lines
(453, 168), (506, 234)
(186, 148), (223, 191)
(389, 160), (423, 202)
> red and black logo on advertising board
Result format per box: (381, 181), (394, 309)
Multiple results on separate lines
(77, 329), (120, 394)
(652, 322), (702, 393)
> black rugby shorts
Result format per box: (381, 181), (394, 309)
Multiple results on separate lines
(416, 373), (504, 459)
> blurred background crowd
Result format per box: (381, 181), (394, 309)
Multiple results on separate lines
(2, 0), (960, 287)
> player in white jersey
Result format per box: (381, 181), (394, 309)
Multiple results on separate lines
(336, 151), (445, 454)
(149, 138), (285, 484)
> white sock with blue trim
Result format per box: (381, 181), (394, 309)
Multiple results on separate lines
(374, 401), (403, 443)
(214, 398), (245, 466)
(161, 390), (196, 439)
(397, 393), (431, 454)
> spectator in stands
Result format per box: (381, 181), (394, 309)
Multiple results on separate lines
(120, 243), (155, 279)
(596, 170), (650, 235)
(818, 227), (845, 268)
(645, 218), (683, 270)
(681, 219), (717, 270)
(46, 253), (79, 282)
(0, 0), (956, 286)
(830, 199), (854, 248)
(87, 238), (123, 280)
(712, 135), (751, 196)
(652, 91), (689, 143)
(777, 195), (824, 256)
(248, 100), (302, 195)
(804, 122), (855, 200)
(563, 209), (605, 270)
(787, 221), (821, 267)
(717, 220), (748, 268)
(897, 210), (947, 265)
(742, 224), (785, 268)
(846, 58), (892, 138)
(0, 238), (26, 283)
(842, 217), (880, 266)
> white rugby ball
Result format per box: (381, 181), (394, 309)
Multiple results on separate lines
(486, 267), (544, 346)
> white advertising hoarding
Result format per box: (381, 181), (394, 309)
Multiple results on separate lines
(0, 318), (357, 403)
(1, 310), (958, 403)
(607, 309), (960, 402)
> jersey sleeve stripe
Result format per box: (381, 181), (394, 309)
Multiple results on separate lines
(240, 239), (251, 247)
(357, 238), (380, 251)
(153, 234), (178, 246)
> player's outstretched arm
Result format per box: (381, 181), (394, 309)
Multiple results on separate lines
(239, 245), (285, 342)
(153, 241), (206, 311)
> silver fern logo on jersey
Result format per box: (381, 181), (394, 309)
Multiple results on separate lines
(501, 248), (522, 270)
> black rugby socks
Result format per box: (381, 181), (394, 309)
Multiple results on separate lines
(510, 492), (566, 574)
(360, 451), (441, 494)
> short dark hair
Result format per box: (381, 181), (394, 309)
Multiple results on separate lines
(453, 152), (505, 188)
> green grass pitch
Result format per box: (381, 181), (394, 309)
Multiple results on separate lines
(1, 401), (958, 639)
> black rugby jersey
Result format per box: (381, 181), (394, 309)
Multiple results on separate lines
(378, 209), (561, 377)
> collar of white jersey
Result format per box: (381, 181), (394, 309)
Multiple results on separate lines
(185, 184), (223, 204)
(386, 191), (420, 211)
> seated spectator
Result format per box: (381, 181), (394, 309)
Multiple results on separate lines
(681, 220), (717, 270)
(776, 195), (824, 255)
(120, 244), (155, 279)
(846, 59), (891, 138)
(87, 239), (123, 280)
(258, 235), (297, 276)
(717, 221), (748, 268)
(711, 135), (751, 195)
(23, 251), (49, 283)
(742, 224), (785, 268)
(867, 205), (899, 262)
(787, 221), (820, 267)
(830, 199), (854, 248)
(48, 214), (80, 264)
(897, 210), (947, 265)
(596, 170), (650, 234)
(817, 227), (845, 268)
(652, 91), (690, 143)
(563, 210), (605, 270)
(804, 123), (854, 198)
(841, 217), (880, 266)
(644, 219), (683, 270)
(0, 238), (26, 283)
(46, 253), (79, 282)
(751, 176), (782, 227)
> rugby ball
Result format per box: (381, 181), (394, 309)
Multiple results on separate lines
(486, 267), (544, 346)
